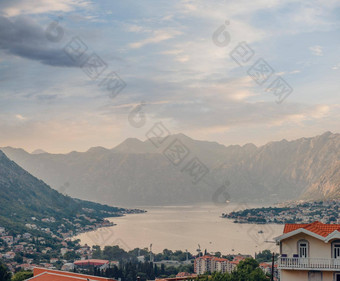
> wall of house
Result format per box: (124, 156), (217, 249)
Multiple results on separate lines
(281, 270), (308, 281)
(281, 270), (336, 281)
(281, 233), (331, 259)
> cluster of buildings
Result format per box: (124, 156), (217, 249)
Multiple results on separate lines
(0, 225), (97, 273)
(194, 254), (279, 279)
(23, 215), (114, 239)
(194, 255), (246, 275)
(193, 220), (340, 281)
(224, 200), (340, 225)
(4, 218), (340, 281)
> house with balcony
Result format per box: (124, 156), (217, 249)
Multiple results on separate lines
(275, 221), (340, 281)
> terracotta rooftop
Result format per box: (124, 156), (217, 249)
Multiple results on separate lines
(283, 221), (340, 237)
(31, 268), (116, 281)
(74, 259), (109, 266)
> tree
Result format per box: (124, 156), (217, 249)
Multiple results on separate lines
(211, 271), (231, 281)
(231, 258), (267, 281)
(12, 270), (33, 281)
(14, 253), (23, 264)
(256, 250), (278, 263)
(0, 262), (11, 281)
(214, 252), (221, 258)
(92, 245), (102, 259)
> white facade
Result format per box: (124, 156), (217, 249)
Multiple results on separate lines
(194, 256), (233, 274)
(275, 222), (340, 281)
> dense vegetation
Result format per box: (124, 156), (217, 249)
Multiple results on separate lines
(11, 270), (33, 281)
(0, 261), (11, 281)
(81, 246), (274, 281)
(198, 259), (268, 281)
(92, 245), (194, 263)
(0, 261), (33, 281)
(83, 257), (268, 281)
(255, 250), (278, 263)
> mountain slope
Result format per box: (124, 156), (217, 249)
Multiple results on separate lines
(0, 150), (126, 234)
(2, 132), (340, 206)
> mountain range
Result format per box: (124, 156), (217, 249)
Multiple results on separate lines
(1, 131), (339, 206)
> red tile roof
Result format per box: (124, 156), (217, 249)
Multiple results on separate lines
(74, 259), (109, 266)
(32, 268), (116, 281)
(283, 221), (340, 237)
(195, 255), (229, 262)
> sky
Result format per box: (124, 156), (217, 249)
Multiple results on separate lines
(0, 0), (339, 153)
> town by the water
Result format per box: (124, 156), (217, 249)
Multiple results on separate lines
(1, 200), (340, 281)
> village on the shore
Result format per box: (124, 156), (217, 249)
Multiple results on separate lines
(222, 200), (340, 224)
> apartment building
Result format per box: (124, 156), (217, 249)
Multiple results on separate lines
(194, 255), (233, 274)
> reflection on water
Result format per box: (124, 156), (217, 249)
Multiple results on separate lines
(74, 203), (283, 255)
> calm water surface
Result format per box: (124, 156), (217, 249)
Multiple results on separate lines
(75, 203), (283, 255)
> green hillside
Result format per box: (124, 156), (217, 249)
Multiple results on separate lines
(0, 150), (126, 236)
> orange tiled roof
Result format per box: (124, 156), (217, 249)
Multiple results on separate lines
(212, 257), (229, 262)
(196, 255), (213, 260)
(74, 259), (109, 266)
(32, 268), (116, 281)
(283, 221), (340, 237)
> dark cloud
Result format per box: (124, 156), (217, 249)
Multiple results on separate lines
(0, 16), (78, 67)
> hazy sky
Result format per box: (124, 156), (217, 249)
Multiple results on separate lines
(0, 0), (339, 153)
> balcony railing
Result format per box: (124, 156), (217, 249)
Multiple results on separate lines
(278, 257), (340, 271)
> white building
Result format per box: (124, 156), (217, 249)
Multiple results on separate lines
(194, 255), (234, 274)
(275, 221), (340, 281)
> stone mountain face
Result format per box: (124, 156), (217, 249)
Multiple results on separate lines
(1, 132), (339, 206)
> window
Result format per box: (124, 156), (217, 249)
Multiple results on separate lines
(334, 273), (340, 281)
(308, 271), (322, 281)
(298, 240), (309, 258)
(332, 241), (340, 259)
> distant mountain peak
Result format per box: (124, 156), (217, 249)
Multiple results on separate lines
(112, 137), (152, 154)
(32, 149), (47, 154)
(86, 146), (109, 153)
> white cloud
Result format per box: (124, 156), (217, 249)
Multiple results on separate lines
(309, 45), (323, 56)
(0, 0), (90, 17)
(128, 30), (182, 49)
(15, 114), (27, 121)
(331, 63), (340, 70)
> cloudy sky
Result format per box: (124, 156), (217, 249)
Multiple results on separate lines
(0, 0), (339, 153)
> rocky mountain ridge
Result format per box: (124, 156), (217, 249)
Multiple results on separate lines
(1, 131), (339, 206)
